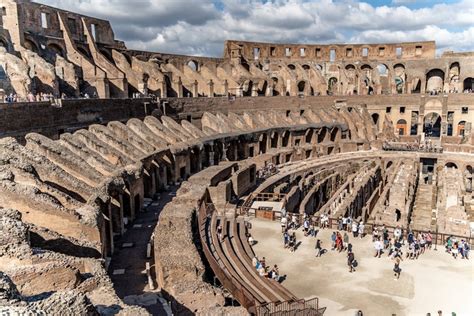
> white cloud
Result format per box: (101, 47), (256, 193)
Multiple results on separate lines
(38, 0), (474, 56)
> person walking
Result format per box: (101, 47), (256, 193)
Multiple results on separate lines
(347, 251), (356, 273)
(315, 239), (323, 257)
(393, 256), (402, 280)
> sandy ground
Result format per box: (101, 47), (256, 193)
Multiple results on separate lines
(249, 218), (474, 316)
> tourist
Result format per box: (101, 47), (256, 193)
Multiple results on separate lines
(336, 232), (343, 252)
(342, 216), (348, 230)
(446, 237), (453, 253)
(463, 241), (470, 259)
(394, 226), (402, 242)
(303, 218), (310, 236)
(291, 214), (298, 230)
(309, 223), (316, 237)
(374, 238), (383, 258)
(358, 221), (365, 238)
(352, 221), (358, 238)
(331, 232), (336, 250)
(252, 256), (259, 269)
(261, 257), (266, 269)
(281, 215), (288, 232)
(347, 251), (356, 273)
(248, 234), (255, 246)
(315, 239), (323, 257)
(373, 226), (379, 242)
(283, 230), (289, 248)
(393, 256), (402, 280)
(289, 232), (296, 252)
(452, 242), (458, 259)
(271, 264), (280, 282)
(426, 231), (432, 249)
(338, 216), (343, 230)
(347, 216), (353, 232)
(347, 243), (353, 253)
(343, 232), (349, 251)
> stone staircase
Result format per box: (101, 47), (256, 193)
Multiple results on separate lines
(411, 183), (436, 231)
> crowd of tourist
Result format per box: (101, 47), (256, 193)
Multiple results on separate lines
(445, 236), (470, 259)
(252, 256), (283, 282)
(256, 162), (277, 180)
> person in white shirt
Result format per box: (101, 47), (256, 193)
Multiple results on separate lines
(374, 238), (383, 258)
(358, 222), (365, 238)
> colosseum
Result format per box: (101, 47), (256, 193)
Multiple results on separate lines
(0, 1), (473, 315)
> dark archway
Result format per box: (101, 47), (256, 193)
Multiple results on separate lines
(463, 77), (474, 91)
(423, 112), (441, 138)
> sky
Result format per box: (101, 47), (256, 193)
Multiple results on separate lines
(38, 0), (474, 57)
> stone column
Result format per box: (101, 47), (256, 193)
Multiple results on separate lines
(208, 79), (214, 97)
(251, 85), (258, 97)
(176, 77), (183, 98)
(192, 80), (198, 97)
(224, 80), (229, 96)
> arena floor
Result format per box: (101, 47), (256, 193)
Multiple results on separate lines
(249, 218), (473, 316)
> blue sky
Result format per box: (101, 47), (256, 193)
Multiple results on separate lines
(39, 0), (474, 56)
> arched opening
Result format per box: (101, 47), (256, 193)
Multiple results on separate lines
(187, 60), (198, 71)
(330, 128), (339, 142)
(457, 121), (466, 136)
(328, 77), (338, 95)
(23, 39), (38, 53)
(393, 64), (406, 94)
(305, 129), (313, 143)
(371, 113), (380, 128)
(259, 133), (267, 154)
(315, 64), (323, 71)
(423, 112), (441, 138)
(396, 119), (407, 136)
(0, 38), (7, 49)
(271, 132), (278, 148)
(288, 64), (296, 70)
(271, 77), (279, 96)
(445, 162), (458, 169)
(395, 209), (401, 222)
(297, 81), (306, 94)
(386, 161), (393, 169)
(426, 69), (445, 93)
(302, 64), (310, 71)
(243, 80), (253, 97)
(281, 131), (290, 147)
(377, 64), (389, 94)
(448, 62), (460, 92)
(47, 43), (64, 57)
(318, 128), (327, 143)
(463, 77), (474, 92)
(258, 80), (268, 96)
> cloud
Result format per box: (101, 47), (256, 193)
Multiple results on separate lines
(37, 0), (473, 57)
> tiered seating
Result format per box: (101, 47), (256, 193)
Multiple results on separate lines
(201, 209), (296, 311)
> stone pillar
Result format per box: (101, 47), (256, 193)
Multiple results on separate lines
(176, 77), (183, 98)
(192, 80), (198, 97)
(417, 95), (426, 136)
(208, 79), (214, 97)
(222, 143), (228, 160)
(161, 80), (167, 98)
(266, 85), (273, 96)
(224, 80), (229, 96)
(251, 85), (258, 97)
(237, 86), (243, 97)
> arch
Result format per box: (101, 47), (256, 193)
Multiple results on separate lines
(317, 127), (327, 143)
(270, 131), (278, 148)
(376, 64), (388, 76)
(259, 133), (267, 154)
(271, 77), (280, 96)
(258, 80), (268, 96)
(305, 129), (313, 143)
(315, 64), (323, 71)
(288, 64), (296, 70)
(0, 38), (8, 49)
(386, 161), (394, 169)
(396, 119), (407, 136)
(426, 69), (445, 93)
(328, 77), (338, 95)
(423, 112), (441, 138)
(281, 131), (290, 147)
(243, 80), (253, 97)
(23, 39), (38, 52)
(457, 120), (466, 136)
(47, 43), (64, 57)
(187, 60), (199, 71)
(467, 165), (473, 174)
(463, 77), (474, 91)
(302, 64), (310, 70)
(393, 64), (406, 94)
(445, 162), (458, 169)
(395, 209), (401, 222)
(345, 64), (355, 71)
(297, 81), (306, 93)
(330, 127), (339, 142)
(371, 113), (380, 129)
